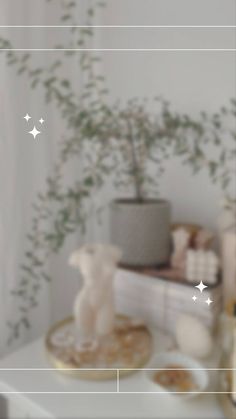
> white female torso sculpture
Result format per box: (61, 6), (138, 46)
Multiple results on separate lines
(69, 244), (121, 349)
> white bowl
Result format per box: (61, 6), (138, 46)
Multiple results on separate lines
(143, 351), (209, 399)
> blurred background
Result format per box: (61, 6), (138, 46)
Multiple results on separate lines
(0, 1), (235, 418)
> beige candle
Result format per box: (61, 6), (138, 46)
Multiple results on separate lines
(222, 229), (236, 306)
(233, 305), (236, 404)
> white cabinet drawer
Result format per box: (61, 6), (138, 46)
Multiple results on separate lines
(0, 384), (52, 419)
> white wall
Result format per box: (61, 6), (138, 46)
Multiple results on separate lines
(99, 0), (236, 230)
(0, 0), (87, 352)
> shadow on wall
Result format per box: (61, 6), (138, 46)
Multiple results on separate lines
(0, 395), (8, 419)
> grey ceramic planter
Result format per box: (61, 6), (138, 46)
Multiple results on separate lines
(110, 199), (171, 266)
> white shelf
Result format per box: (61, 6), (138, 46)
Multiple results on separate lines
(0, 329), (225, 419)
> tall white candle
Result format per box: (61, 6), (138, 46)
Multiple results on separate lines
(222, 229), (236, 306)
(233, 316), (236, 404)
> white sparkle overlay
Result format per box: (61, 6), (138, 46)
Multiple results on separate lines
(23, 113), (31, 122)
(23, 114), (45, 138)
(192, 280), (213, 306)
(205, 297), (213, 306)
(28, 126), (41, 139)
(195, 280), (208, 293)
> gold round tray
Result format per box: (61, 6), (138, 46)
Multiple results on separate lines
(45, 315), (153, 380)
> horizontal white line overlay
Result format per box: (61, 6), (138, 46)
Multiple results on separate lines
(0, 368), (235, 371)
(1, 25), (235, 50)
(0, 392), (235, 394)
(0, 48), (235, 52)
(1, 369), (234, 389)
(1, 370), (235, 394)
(0, 25), (236, 28)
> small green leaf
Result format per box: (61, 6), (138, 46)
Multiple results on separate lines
(17, 66), (27, 74)
(84, 176), (94, 186)
(87, 8), (94, 16)
(22, 318), (30, 329)
(61, 79), (70, 88)
(42, 273), (51, 282)
(61, 14), (71, 21)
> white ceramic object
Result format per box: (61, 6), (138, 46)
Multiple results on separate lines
(69, 244), (122, 349)
(171, 228), (190, 271)
(185, 249), (219, 285)
(144, 351), (209, 399)
(175, 315), (213, 359)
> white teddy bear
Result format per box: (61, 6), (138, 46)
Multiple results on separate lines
(69, 244), (121, 350)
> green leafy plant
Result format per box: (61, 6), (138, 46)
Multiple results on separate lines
(0, 0), (235, 341)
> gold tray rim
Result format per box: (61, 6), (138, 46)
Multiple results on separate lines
(45, 315), (153, 380)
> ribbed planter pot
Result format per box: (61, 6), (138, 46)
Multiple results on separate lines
(110, 199), (171, 267)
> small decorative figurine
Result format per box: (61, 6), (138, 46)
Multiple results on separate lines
(171, 228), (190, 271)
(186, 249), (219, 285)
(195, 229), (213, 250)
(69, 244), (122, 350)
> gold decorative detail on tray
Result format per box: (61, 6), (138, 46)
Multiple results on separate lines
(45, 315), (153, 380)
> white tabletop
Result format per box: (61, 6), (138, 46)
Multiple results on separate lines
(0, 330), (225, 419)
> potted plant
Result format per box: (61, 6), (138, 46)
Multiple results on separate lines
(107, 100), (174, 266)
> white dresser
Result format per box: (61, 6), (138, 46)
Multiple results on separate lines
(0, 330), (225, 419)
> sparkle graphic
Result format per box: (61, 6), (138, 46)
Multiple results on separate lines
(29, 126), (41, 139)
(195, 280), (208, 293)
(24, 113), (31, 122)
(192, 295), (197, 302)
(206, 297), (213, 306)
(39, 118), (45, 124)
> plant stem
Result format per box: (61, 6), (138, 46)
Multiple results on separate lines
(128, 122), (143, 202)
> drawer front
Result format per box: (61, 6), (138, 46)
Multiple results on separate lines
(0, 387), (52, 419)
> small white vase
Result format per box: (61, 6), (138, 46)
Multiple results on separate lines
(218, 198), (236, 234)
(218, 198), (236, 306)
